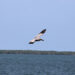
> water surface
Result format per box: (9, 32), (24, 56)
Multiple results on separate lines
(0, 54), (75, 75)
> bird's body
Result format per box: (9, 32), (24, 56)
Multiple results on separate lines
(29, 29), (46, 44)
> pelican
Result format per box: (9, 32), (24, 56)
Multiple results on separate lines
(29, 29), (46, 44)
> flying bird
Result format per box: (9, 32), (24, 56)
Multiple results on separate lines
(29, 29), (46, 44)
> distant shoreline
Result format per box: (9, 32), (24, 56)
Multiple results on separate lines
(0, 50), (75, 55)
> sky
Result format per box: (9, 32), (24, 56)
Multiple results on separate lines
(0, 0), (75, 51)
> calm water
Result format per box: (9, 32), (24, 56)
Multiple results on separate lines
(0, 54), (75, 75)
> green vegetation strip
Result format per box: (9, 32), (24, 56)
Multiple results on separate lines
(0, 50), (75, 55)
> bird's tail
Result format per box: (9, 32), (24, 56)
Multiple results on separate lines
(41, 39), (44, 41)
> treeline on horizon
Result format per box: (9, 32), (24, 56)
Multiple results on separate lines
(0, 50), (75, 55)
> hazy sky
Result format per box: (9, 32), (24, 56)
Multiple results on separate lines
(0, 0), (75, 51)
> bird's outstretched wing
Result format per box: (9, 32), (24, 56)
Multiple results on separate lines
(29, 29), (46, 44)
(35, 29), (46, 38)
(29, 39), (35, 44)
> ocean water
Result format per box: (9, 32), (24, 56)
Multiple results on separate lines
(0, 54), (75, 75)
